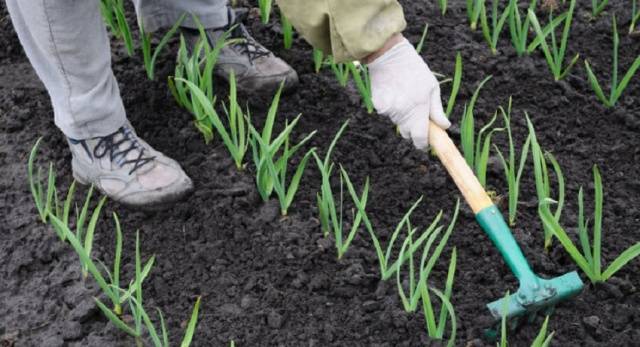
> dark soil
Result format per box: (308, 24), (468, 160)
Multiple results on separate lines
(1, 1), (639, 346)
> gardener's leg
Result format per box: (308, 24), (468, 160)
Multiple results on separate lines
(133, 0), (230, 32)
(6, 0), (193, 209)
(6, 0), (126, 139)
(133, 0), (298, 92)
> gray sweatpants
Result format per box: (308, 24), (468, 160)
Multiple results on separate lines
(6, 0), (228, 139)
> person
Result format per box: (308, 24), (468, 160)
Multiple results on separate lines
(6, 0), (451, 209)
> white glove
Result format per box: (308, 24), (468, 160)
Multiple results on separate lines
(367, 38), (451, 150)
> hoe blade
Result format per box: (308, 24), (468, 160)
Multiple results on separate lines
(487, 271), (584, 321)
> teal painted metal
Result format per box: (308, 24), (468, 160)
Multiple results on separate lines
(476, 205), (584, 320)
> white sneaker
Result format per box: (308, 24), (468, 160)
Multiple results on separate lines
(67, 125), (193, 209)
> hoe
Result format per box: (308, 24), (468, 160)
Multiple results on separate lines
(428, 122), (584, 321)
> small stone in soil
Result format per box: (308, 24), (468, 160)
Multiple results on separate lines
(62, 321), (82, 340)
(240, 295), (253, 309)
(267, 310), (283, 328)
(40, 333), (64, 347)
(374, 281), (388, 299)
(362, 300), (380, 313)
(316, 237), (333, 252)
(219, 303), (243, 316)
(583, 315), (600, 330)
(256, 200), (280, 223)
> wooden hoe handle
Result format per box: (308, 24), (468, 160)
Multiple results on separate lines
(428, 122), (493, 214)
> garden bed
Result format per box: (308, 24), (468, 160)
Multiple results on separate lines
(1, 0), (639, 346)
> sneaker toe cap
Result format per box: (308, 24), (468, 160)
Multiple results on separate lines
(120, 166), (193, 209)
(239, 56), (299, 92)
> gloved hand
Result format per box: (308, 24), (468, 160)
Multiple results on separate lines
(367, 37), (451, 150)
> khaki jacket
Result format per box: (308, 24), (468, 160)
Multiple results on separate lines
(277, 0), (406, 62)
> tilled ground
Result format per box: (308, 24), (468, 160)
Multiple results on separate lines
(1, 1), (639, 346)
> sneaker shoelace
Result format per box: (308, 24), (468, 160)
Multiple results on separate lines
(93, 127), (156, 175)
(228, 24), (270, 62)
(215, 8), (270, 63)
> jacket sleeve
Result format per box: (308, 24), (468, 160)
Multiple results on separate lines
(276, 0), (406, 63)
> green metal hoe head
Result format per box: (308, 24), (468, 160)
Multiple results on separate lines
(486, 271), (584, 321)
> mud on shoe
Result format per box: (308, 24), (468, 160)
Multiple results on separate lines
(183, 9), (298, 93)
(67, 125), (193, 210)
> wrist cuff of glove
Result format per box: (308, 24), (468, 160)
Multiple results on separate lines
(366, 37), (413, 68)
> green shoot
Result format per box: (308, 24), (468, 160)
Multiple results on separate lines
(525, 11), (569, 54)
(347, 62), (374, 113)
(49, 213), (124, 319)
(159, 309), (170, 347)
(480, 0), (513, 55)
(396, 200), (460, 313)
(527, 0), (579, 81)
(422, 285), (457, 347)
(75, 185), (95, 244)
(281, 10), (293, 49)
(81, 196), (107, 279)
(355, 197), (432, 280)
(335, 166), (370, 259)
(356, 197), (459, 282)
(99, 0), (135, 56)
(110, 0), (134, 56)
(437, 0), (448, 16)
(494, 97), (531, 226)
(460, 75), (492, 168)
(631, 0), (640, 34)
(313, 49), (324, 73)
(60, 181), (77, 230)
(460, 76), (501, 187)
(416, 23), (429, 54)
(140, 13), (186, 80)
(328, 56), (350, 87)
(526, 115), (564, 249)
(467, 0), (487, 30)
(397, 221), (422, 312)
(530, 316), (555, 347)
(497, 296), (554, 346)
(28, 138), (55, 223)
(112, 213), (123, 315)
(498, 291), (509, 347)
(508, 0), (536, 56)
(133, 231), (145, 341)
(539, 166), (640, 283)
(591, 0), (609, 17)
(476, 112), (503, 189)
(435, 248), (457, 340)
(94, 299), (139, 338)
(314, 120), (350, 237)
(170, 25), (236, 143)
(247, 83), (316, 215)
(585, 16), (640, 108)
(177, 72), (250, 170)
(180, 296), (201, 347)
(445, 53), (463, 118)
(99, 0), (119, 37)
(265, 133), (315, 216)
(27, 138), (104, 248)
(128, 231), (202, 347)
(34, 169), (202, 346)
(314, 122), (370, 259)
(258, 0), (273, 24)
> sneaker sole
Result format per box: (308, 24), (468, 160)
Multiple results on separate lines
(72, 170), (193, 212)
